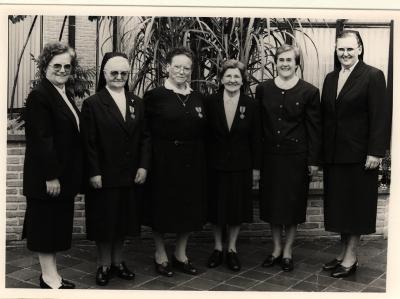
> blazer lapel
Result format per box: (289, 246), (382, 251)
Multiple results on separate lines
(42, 79), (80, 131)
(99, 88), (129, 134)
(336, 61), (365, 102)
(229, 94), (246, 134)
(330, 69), (340, 111)
(215, 93), (230, 134)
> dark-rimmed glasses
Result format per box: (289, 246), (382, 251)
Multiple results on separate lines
(49, 64), (72, 72)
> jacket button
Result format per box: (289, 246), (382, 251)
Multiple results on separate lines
(276, 144), (280, 148)
(278, 117), (282, 121)
(296, 102), (299, 106)
(279, 104), (283, 108)
(281, 91), (285, 95)
(277, 130), (281, 134)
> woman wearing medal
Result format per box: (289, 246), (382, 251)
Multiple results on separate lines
(81, 52), (151, 286)
(256, 44), (322, 271)
(204, 60), (261, 271)
(143, 47), (207, 277)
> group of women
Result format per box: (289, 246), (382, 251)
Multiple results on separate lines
(22, 29), (391, 289)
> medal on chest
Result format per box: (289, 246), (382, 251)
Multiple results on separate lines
(195, 107), (203, 118)
(129, 97), (136, 119)
(239, 106), (246, 119)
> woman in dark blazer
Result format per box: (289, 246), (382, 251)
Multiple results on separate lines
(81, 52), (151, 286)
(256, 44), (322, 272)
(321, 30), (391, 278)
(204, 59), (260, 271)
(143, 47), (207, 277)
(22, 42), (83, 289)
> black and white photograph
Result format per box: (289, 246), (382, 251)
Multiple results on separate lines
(2, 1), (400, 298)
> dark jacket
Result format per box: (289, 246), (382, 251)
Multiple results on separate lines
(321, 61), (391, 164)
(81, 88), (151, 188)
(256, 79), (322, 165)
(23, 78), (84, 200)
(204, 92), (261, 171)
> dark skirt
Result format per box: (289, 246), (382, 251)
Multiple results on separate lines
(85, 186), (141, 242)
(22, 197), (75, 253)
(323, 163), (379, 234)
(207, 169), (253, 226)
(259, 153), (310, 225)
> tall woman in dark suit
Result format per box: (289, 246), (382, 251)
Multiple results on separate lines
(144, 47), (207, 277)
(22, 42), (82, 289)
(204, 60), (260, 271)
(257, 44), (322, 272)
(321, 30), (391, 278)
(81, 52), (150, 286)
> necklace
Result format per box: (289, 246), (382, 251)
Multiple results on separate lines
(175, 93), (190, 107)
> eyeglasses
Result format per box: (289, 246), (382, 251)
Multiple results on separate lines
(105, 70), (129, 78)
(171, 65), (192, 74)
(336, 47), (359, 54)
(49, 64), (72, 72)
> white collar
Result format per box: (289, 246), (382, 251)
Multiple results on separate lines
(164, 78), (192, 95)
(52, 83), (66, 94)
(341, 60), (359, 73)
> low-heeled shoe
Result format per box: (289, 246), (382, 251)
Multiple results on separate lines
(40, 275), (75, 289)
(262, 254), (282, 267)
(171, 255), (198, 275)
(207, 250), (224, 268)
(154, 260), (174, 277)
(96, 266), (111, 286)
(111, 261), (135, 280)
(322, 258), (343, 271)
(226, 251), (241, 272)
(331, 261), (358, 278)
(281, 258), (294, 272)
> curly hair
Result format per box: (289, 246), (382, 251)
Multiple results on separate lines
(37, 41), (77, 78)
(166, 47), (195, 65)
(274, 44), (301, 66)
(219, 59), (248, 85)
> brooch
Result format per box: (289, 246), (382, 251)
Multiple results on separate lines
(239, 106), (246, 119)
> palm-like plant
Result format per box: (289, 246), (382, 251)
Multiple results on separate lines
(110, 17), (318, 98)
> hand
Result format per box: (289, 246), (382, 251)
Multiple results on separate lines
(90, 175), (102, 189)
(134, 168), (147, 184)
(365, 155), (381, 170)
(252, 169), (260, 188)
(308, 165), (319, 176)
(46, 178), (61, 197)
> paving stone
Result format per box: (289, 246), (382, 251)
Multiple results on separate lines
(265, 274), (300, 288)
(361, 286), (386, 292)
(253, 265), (283, 275)
(7, 268), (41, 281)
(324, 286), (349, 292)
(9, 256), (39, 268)
(198, 269), (233, 282)
(6, 264), (22, 274)
(330, 279), (367, 291)
(137, 278), (176, 290)
(211, 283), (244, 291)
(71, 261), (97, 274)
(225, 276), (259, 289)
(292, 281), (326, 291)
(171, 285), (199, 291)
(248, 281), (288, 291)
(239, 269), (270, 281)
(295, 262), (323, 273)
(278, 269), (311, 280)
(181, 277), (220, 290)
(342, 271), (380, 285)
(304, 274), (337, 287)
(369, 278), (386, 289)
(157, 271), (194, 284)
(58, 267), (87, 280)
(6, 277), (37, 288)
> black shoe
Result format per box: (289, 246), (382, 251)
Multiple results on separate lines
(281, 258), (294, 272)
(322, 258), (343, 271)
(262, 254), (282, 267)
(39, 275), (75, 289)
(207, 250), (223, 268)
(96, 266), (111, 286)
(111, 261), (135, 280)
(331, 261), (358, 278)
(171, 255), (198, 275)
(154, 260), (174, 277)
(226, 251), (241, 272)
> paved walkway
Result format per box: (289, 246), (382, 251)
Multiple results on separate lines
(6, 237), (387, 292)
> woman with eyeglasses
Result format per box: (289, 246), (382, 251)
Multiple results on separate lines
(22, 42), (83, 288)
(81, 52), (150, 286)
(143, 47), (207, 277)
(321, 30), (391, 278)
(256, 44), (322, 272)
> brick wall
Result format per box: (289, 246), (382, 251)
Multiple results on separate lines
(6, 137), (390, 246)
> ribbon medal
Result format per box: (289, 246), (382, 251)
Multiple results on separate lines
(195, 107), (203, 118)
(129, 105), (135, 119)
(239, 106), (246, 119)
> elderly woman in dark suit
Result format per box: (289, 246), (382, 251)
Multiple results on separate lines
(22, 41), (83, 289)
(257, 44), (322, 272)
(321, 30), (391, 278)
(143, 47), (207, 277)
(81, 52), (150, 286)
(204, 59), (260, 271)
